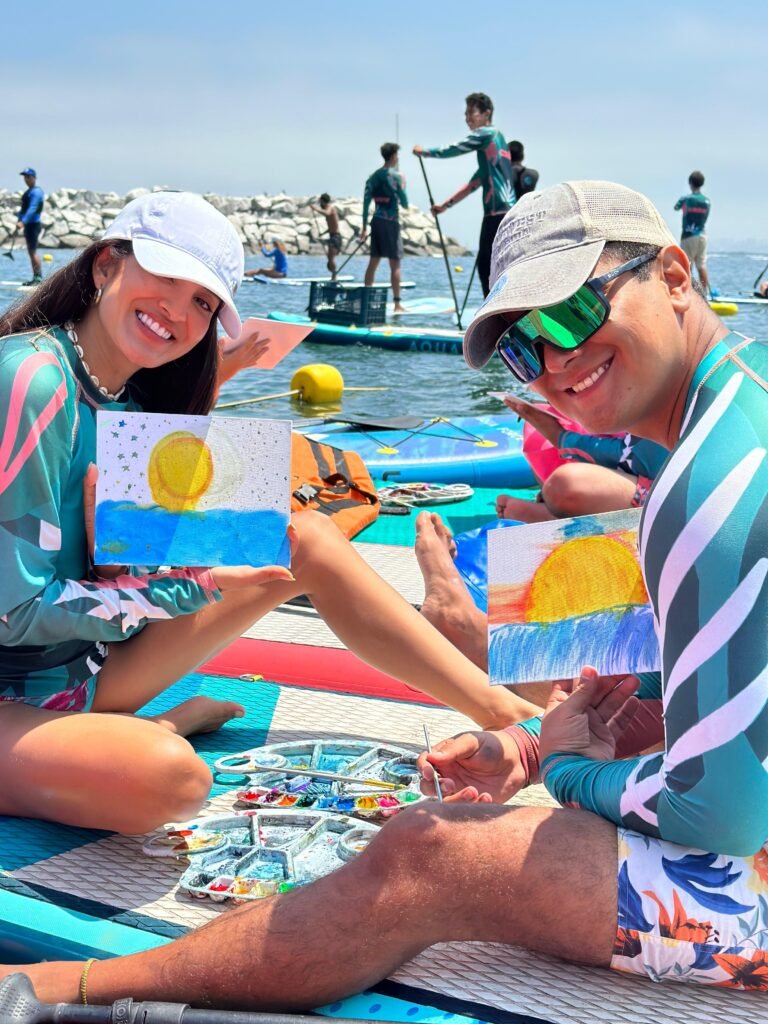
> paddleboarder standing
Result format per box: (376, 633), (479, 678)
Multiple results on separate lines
(413, 92), (513, 296)
(674, 170), (711, 295)
(16, 167), (44, 286)
(310, 193), (343, 278)
(360, 142), (408, 312)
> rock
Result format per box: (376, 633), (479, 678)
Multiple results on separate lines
(0, 186), (471, 256)
(123, 187), (150, 204)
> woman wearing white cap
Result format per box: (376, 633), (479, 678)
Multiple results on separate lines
(0, 192), (533, 835)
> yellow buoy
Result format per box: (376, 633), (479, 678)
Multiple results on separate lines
(290, 364), (344, 404)
(42, 254), (53, 262)
(709, 300), (738, 317)
(454, 265), (463, 272)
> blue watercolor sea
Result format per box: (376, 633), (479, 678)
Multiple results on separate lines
(489, 603), (660, 685)
(95, 502), (290, 568)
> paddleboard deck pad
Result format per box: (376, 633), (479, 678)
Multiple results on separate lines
(300, 414), (535, 488)
(0, 672), (754, 1023)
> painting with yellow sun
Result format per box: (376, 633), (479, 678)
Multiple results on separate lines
(94, 412), (291, 568)
(487, 509), (660, 685)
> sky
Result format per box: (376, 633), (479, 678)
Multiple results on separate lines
(5, 0), (767, 251)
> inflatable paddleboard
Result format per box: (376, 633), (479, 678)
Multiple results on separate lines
(244, 274), (354, 286)
(269, 311), (464, 354)
(712, 294), (768, 307)
(299, 414), (535, 488)
(247, 275), (415, 289)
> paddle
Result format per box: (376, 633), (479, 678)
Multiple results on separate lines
(2, 230), (17, 260)
(0, 972), (402, 1024)
(753, 259), (768, 295)
(458, 253), (479, 322)
(416, 155), (463, 330)
(334, 235), (366, 277)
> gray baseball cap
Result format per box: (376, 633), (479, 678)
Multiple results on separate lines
(463, 181), (676, 369)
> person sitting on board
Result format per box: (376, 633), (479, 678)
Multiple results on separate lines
(12, 182), (766, 1006)
(413, 91), (513, 297)
(0, 190), (535, 838)
(360, 141), (408, 313)
(674, 170), (711, 296)
(757, 281), (768, 298)
(508, 140), (539, 201)
(310, 193), (343, 278)
(243, 236), (289, 279)
(16, 167), (45, 286)
(494, 396), (667, 522)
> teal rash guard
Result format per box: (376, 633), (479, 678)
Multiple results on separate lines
(0, 328), (221, 709)
(540, 333), (768, 857)
(423, 126), (513, 215)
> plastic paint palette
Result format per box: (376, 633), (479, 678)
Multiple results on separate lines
(214, 739), (423, 821)
(147, 811), (379, 904)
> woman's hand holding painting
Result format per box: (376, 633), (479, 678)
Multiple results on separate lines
(417, 729), (527, 804)
(83, 464), (125, 580)
(539, 667), (640, 764)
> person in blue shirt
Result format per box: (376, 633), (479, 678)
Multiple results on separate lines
(16, 167), (45, 286)
(244, 236), (289, 279)
(674, 170), (711, 295)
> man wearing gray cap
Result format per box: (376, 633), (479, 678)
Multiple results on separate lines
(12, 183), (767, 1004)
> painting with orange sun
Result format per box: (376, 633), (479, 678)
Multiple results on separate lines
(487, 509), (660, 684)
(94, 412), (291, 568)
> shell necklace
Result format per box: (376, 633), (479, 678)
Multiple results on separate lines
(64, 322), (125, 402)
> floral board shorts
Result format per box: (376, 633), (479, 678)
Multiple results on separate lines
(612, 827), (768, 990)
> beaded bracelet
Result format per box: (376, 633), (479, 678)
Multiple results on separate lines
(80, 958), (98, 1006)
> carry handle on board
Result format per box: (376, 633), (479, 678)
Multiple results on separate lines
(0, 972), (403, 1024)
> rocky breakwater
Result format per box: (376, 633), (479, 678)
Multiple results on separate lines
(0, 187), (470, 257)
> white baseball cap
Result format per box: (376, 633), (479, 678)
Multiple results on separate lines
(103, 191), (244, 338)
(463, 181), (676, 369)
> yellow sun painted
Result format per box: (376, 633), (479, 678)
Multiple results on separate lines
(148, 431), (214, 512)
(525, 534), (647, 622)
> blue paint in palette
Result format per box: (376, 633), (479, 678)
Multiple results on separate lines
(94, 502), (290, 567)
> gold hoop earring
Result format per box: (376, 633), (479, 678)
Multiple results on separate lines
(93, 287), (103, 306)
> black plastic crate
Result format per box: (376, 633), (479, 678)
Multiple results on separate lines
(308, 282), (388, 326)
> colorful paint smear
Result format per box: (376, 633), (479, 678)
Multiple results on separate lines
(487, 508), (660, 684)
(95, 411), (291, 567)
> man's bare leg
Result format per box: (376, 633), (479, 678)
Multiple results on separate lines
(416, 512), (488, 669)
(364, 256), (381, 286)
(389, 258), (405, 311)
(14, 803), (618, 1010)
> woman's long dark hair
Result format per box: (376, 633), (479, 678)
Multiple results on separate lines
(0, 240), (219, 415)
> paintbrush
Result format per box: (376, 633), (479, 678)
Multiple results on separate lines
(422, 724), (443, 802)
(248, 763), (401, 790)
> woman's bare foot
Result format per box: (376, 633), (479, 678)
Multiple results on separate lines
(496, 493), (554, 522)
(414, 512), (488, 670)
(147, 696), (245, 737)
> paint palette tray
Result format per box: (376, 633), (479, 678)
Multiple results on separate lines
(214, 739), (423, 820)
(145, 811), (378, 904)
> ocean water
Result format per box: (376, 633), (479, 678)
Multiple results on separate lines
(1, 249), (766, 423)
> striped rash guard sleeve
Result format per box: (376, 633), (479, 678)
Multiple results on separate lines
(0, 343), (221, 649)
(424, 128), (492, 160)
(541, 336), (768, 856)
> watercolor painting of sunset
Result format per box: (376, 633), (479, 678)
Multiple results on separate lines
(94, 411), (291, 568)
(487, 509), (660, 685)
